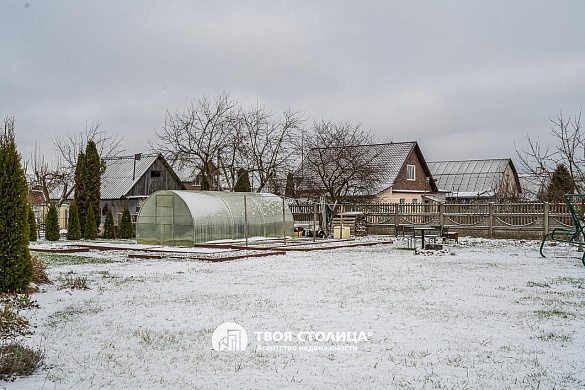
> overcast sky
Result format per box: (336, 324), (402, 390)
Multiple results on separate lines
(2, 1), (584, 169)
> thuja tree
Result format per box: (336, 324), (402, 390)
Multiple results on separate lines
(28, 206), (37, 241)
(234, 168), (251, 192)
(73, 151), (88, 235)
(119, 206), (133, 239)
(103, 208), (116, 239)
(66, 200), (82, 240)
(85, 140), (101, 231)
(45, 203), (61, 241)
(84, 206), (98, 240)
(0, 117), (33, 292)
(546, 164), (574, 203)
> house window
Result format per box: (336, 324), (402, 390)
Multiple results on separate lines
(406, 165), (416, 181)
(150, 170), (161, 178)
(412, 198), (418, 204)
(398, 198), (406, 212)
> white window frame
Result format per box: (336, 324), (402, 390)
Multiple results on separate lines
(406, 165), (416, 181)
(398, 198), (406, 212)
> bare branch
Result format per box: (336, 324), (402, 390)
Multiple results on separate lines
(516, 108), (585, 198)
(301, 119), (385, 203)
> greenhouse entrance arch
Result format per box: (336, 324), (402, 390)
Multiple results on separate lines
(136, 190), (293, 246)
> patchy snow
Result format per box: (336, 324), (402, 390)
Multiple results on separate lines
(13, 237), (585, 389)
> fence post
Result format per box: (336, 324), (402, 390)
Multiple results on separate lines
(313, 202), (317, 242)
(543, 202), (549, 235)
(244, 195), (248, 247)
(488, 202), (494, 239)
(394, 203), (399, 235)
(282, 197), (287, 246)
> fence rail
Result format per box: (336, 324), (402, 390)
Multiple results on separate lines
(289, 201), (577, 239)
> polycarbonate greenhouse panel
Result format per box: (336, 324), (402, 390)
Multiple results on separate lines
(136, 190), (294, 246)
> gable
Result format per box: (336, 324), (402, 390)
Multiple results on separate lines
(101, 154), (182, 199)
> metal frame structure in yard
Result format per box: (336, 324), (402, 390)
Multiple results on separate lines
(540, 194), (585, 266)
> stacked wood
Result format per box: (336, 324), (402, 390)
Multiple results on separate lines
(331, 211), (368, 236)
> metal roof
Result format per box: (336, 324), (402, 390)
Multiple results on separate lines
(428, 159), (513, 196)
(299, 141), (436, 195)
(363, 142), (419, 193)
(101, 154), (161, 199)
(518, 173), (548, 201)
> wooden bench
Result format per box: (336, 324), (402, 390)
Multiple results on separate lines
(540, 194), (585, 266)
(440, 226), (459, 243)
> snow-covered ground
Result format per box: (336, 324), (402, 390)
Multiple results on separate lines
(12, 237), (585, 389)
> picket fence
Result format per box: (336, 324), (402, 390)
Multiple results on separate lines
(289, 201), (578, 239)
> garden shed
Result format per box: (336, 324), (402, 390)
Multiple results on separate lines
(136, 190), (293, 246)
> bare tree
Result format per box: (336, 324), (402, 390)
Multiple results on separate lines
(302, 120), (386, 203)
(217, 116), (248, 191)
(30, 143), (67, 205)
(516, 110), (584, 196)
(29, 122), (123, 206)
(153, 92), (238, 190)
(154, 93), (303, 193)
(237, 104), (304, 192)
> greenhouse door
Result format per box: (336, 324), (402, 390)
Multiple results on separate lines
(155, 195), (174, 245)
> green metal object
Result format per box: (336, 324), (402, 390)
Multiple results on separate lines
(540, 194), (585, 266)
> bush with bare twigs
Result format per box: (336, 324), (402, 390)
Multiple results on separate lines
(0, 342), (44, 381)
(31, 256), (51, 286)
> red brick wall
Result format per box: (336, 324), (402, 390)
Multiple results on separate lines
(393, 151), (428, 191)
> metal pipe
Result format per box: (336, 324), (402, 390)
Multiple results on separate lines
(244, 195), (248, 247)
(282, 197), (287, 246)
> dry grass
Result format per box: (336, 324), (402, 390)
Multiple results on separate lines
(31, 256), (52, 285)
(59, 273), (89, 290)
(0, 296), (44, 381)
(0, 304), (31, 340)
(0, 342), (44, 381)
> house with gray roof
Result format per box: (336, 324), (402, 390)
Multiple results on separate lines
(428, 158), (521, 202)
(100, 153), (183, 225)
(518, 172), (547, 201)
(298, 141), (438, 203)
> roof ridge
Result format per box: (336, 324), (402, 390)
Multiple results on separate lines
(103, 153), (159, 161)
(429, 158), (510, 163)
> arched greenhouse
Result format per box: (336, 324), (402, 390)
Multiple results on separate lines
(136, 190), (294, 246)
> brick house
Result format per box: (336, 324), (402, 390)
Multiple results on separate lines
(298, 141), (438, 203)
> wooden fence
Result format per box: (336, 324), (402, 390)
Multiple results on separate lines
(289, 201), (578, 239)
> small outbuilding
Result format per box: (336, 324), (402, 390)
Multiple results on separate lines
(136, 190), (293, 246)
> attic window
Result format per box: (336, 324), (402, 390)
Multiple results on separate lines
(150, 170), (161, 178)
(406, 165), (416, 181)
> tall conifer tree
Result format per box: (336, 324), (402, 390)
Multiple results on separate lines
(119, 206), (133, 239)
(74, 151), (88, 235)
(66, 200), (82, 240)
(103, 208), (116, 239)
(85, 140), (101, 231)
(84, 206), (97, 240)
(0, 118), (33, 292)
(45, 203), (61, 241)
